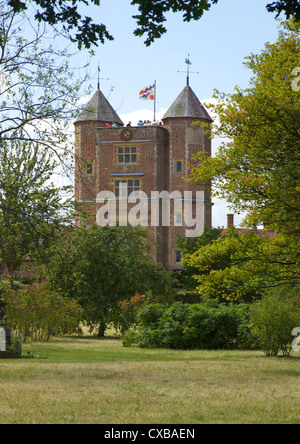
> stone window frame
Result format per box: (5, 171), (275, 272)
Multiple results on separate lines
(175, 250), (182, 264)
(82, 159), (95, 176)
(117, 146), (138, 165)
(113, 177), (142, 198)
(174, 211), (183, 226)
(174, 159), (184, 175)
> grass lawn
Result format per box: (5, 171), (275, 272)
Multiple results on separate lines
(0, 336), (299, 424)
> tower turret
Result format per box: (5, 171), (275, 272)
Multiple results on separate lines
(162, 84), (213, 267)
(74, 88), (123, 207)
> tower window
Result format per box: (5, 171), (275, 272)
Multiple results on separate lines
(175, 212), (182, 226)
(174, 160), (183, 174)
(86, 163), (93, 175)
(118, 147), (137, 164)
(84, 160), (94, 175)
(114, 178), (141, 197)
(175, 251), (182, 263)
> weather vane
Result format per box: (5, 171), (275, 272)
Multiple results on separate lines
(97, 63), (109, 90)
(177, 54), (199, 86)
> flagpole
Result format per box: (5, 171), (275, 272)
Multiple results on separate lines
(154, 80), (156, 122)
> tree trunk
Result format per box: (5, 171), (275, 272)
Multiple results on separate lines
(97, 322), (106, 338)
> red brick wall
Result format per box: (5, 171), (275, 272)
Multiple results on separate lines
(75, 119), (212, 269)
(162, 117), (212, 269)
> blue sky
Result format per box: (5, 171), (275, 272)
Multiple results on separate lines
(75, 0), (280, 114)
(64, 0), (281, 227)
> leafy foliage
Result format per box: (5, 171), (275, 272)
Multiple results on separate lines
(122, 301), (255, 350)
(250, 286), (300, 356)
(6, 0), (300, 48)
(49, 225), (176, 335)
(0, 2), (83, 147)
(117, 293), (148, 333)
(266, 0), (300, 20)
(7, 0), (113, 49)
(184, 229), (300, 301)
(132, 0), (219, 46)
(5, 283), (82, 341)
(0, 3), (81, 277)
(176, 228), (224, 291)
(0, 137), (73, 277)
(186, 21), (300, 298)
(189, 20), (300, 236)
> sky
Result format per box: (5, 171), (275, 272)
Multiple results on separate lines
(56, 0), (281, 228)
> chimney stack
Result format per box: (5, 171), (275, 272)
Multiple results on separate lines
(227, 214), (234, 229)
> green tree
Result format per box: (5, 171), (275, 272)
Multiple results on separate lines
(250, 286), (300, 356)
(189, 20), (300, 236)
(6, 0), (300, 48)
(176, 228), (223, 290)
(0, 2), (84, 277)
(7, 0), (113, 49)
(49, 225), (175, 336)
(185, 20), (300, 299)
(0, 2), (84, 151)
(132, 0), (300, 46)
(0, 136), (73, 278)
(184, 229), (299, 302)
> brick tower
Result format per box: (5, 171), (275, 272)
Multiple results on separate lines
(74, 83), (213, 270)
(161, 84), (213, 268)
(74, 88), (124, 211)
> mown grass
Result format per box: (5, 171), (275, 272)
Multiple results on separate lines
(0, 337), (299, 424)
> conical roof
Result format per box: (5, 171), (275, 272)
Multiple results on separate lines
(75, 89), (124, 125)
(162, 85), (213, 121)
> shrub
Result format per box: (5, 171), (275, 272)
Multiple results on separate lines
(0, 280), (10, 297)
(250, 289), (300, 357)
(122, 302), (255, 350)
(5, 283), (83, 341)
(121, 329), (141, 347)
(174, 290), (202, 304)
(137, 303), (167, 329)
(117, 293), (147, 333)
